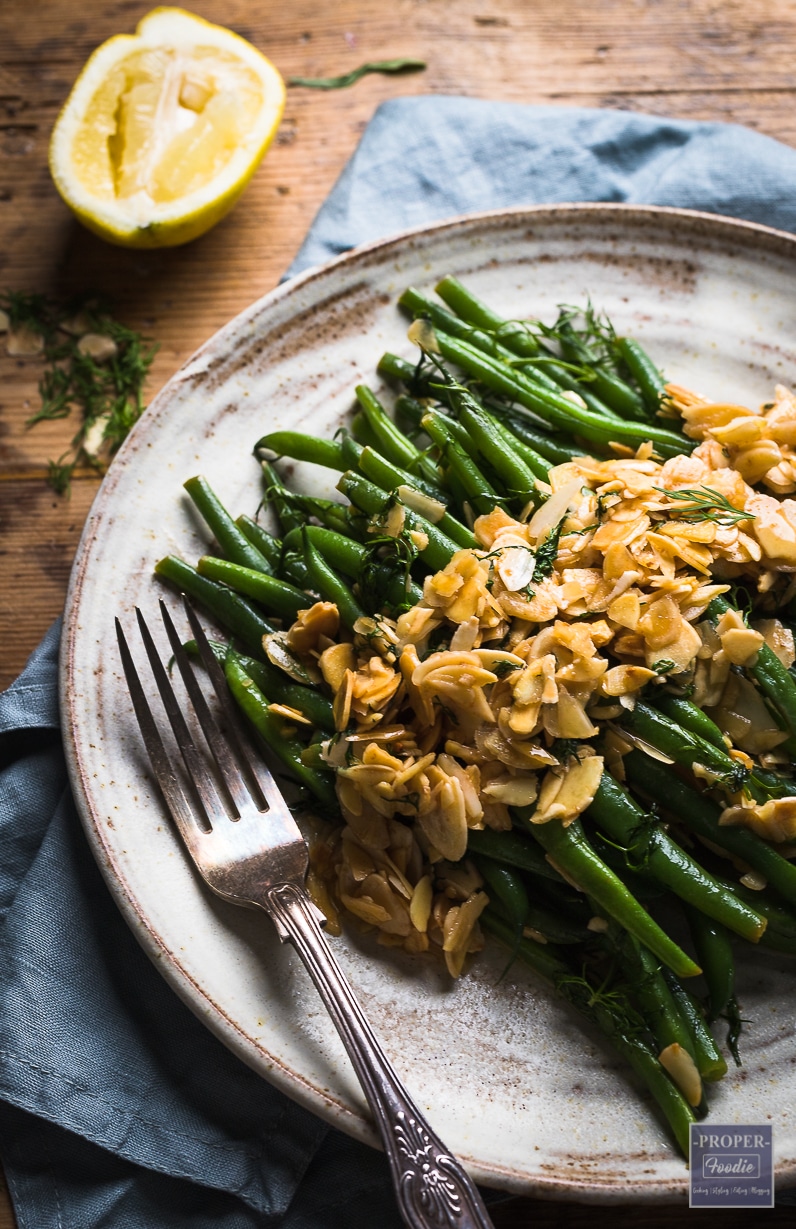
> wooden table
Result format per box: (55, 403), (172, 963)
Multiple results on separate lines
(2, 1), (796, 1224)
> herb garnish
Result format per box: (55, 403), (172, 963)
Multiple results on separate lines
(2, 291), (156, 495)
(288, 58), (426, 90)
(655, 486), (753, 527)
(532, 516), (566, 581)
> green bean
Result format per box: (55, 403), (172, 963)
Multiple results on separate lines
(434, 276), (540, 358)
(476, 857), (529, 934)
(358, 447), (475, 548)
(623, 752), (796, 907)
(432, 330), (690, 458)
(154, 555), (273, 658)
(338, 471), (463, 570)
(393, 393), (428, 432)
(278, 550), (312, 590)
(453, 393), (542, 495)
(588, 771), (767, 942)
(399, 285), (517, 362)
(376, 351), (437, 397)
(224, 650), (337, 808)
(519, 355), (621, 421)
(339, 432), (448, 506)
(478, 411), (552, 481)
(184, 637), (335, 732)
(714, 877), (796, 946)
(184, 475), (273, 574)
(490, 410), (586, 465)
(254, 431), (346, 471)
(557, 321), (649, 423)
(514, 810), (701, 979)
(260, 460), (304, 534)
(349, 409), (382, 450)
(682, 903), (735, 1021)
(619, 700), (781, 804)
(235, 515), (284, 573)
(607, 928), (705, 1093)
(283, 525), (425, 608)
(652, 694), (728, 751)
(466, 826), (565, 882)
(400, 284), (609, 426)
(301, 528), (365, 631)
(615, 336), (667, 418)
(421, 410), (503, 516)
(284, 524), (362, 578)
(354, 385), (422, 471)
(660, 969), (728, 1082)
(399, 389), (553, 480)
(197, 557), (307, 622)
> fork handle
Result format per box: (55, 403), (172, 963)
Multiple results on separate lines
(264, 881), (495, 1229)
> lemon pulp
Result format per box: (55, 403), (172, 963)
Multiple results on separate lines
(74, 46), (263, 213)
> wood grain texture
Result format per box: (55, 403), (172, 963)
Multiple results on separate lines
(3, 0), (796, 1224)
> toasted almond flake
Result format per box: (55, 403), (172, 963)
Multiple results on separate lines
(658, 1043), (703, 1107)
(385, 502), (406, 538)
(77, 332), (119, 362)
(6, 323), (44, 356)
(408, 317), (439, 352)
(533, 755), (604, 826)
(496, 545), (535, 592)
(409, 875), (433, 932)
(320, 641), (356, 692)
(267, 702), (312, 725)
(340, 891), (392, 926)
(333, 669), (354, 731)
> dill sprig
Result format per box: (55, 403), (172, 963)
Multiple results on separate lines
(358, 507), (420, 616)
(531, 515), (566, 581)
(655, 485), (753, 526)
(3, 290), (157, 495)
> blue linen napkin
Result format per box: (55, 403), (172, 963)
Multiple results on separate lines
(4, 98), (796, 1226)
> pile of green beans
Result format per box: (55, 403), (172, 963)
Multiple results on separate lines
(155, 277), (796, 1158)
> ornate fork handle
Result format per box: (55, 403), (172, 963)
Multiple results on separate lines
(264, 881), (494, 1229)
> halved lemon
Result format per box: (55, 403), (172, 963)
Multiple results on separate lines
(49, 7), (285, 248)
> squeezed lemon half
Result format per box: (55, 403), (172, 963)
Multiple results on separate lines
(49, 7), (285, 248)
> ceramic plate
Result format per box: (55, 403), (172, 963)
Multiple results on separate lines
(62, 205), (796, 1202)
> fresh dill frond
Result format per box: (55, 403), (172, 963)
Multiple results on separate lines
(532, 515), (566, 581)
(357, 511), (420, 616)
(655, 486), (753, 527)
(493, 659), (522, 679)
(5, 290), (157, 494)
(0, 290), (58, 341)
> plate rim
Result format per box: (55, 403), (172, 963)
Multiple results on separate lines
(60, 201), (796, 1202)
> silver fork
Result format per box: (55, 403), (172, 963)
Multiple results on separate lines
(115, 597), (495, 1229)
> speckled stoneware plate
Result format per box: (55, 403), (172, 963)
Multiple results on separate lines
(62, 205), (796, 1203)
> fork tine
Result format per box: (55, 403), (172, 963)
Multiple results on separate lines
(159, 599), (256, 817)
(181, 596), (281, 810)
(134, 606), (227, 828)
(115, 617), (207, 850)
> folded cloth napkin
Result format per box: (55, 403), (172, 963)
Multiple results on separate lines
(4, 98), (796, 1227)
